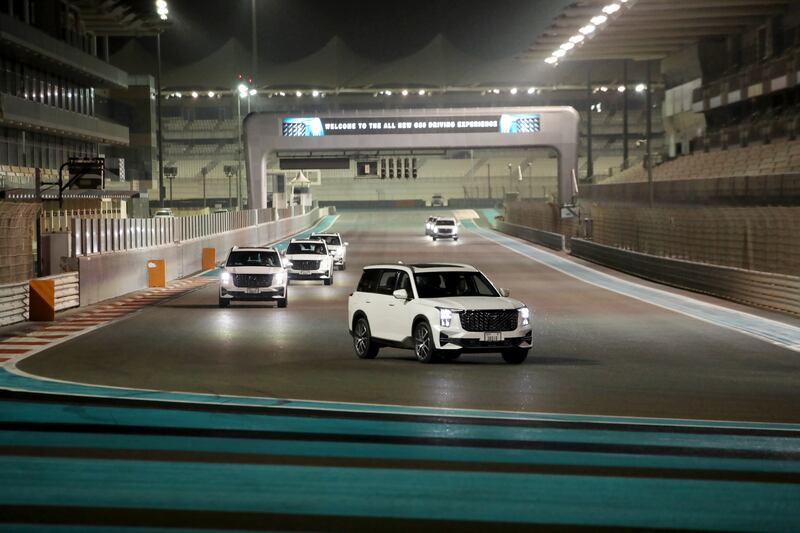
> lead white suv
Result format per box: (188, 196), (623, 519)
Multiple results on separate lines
(310, 232), (348, 270)
(285, 239), (335, 285)
(431, 217), (458, 241)
(348, 263), (532, 364)
(219, 246), (289, 308)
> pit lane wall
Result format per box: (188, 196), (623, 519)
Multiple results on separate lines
(77, 207), (331, 306)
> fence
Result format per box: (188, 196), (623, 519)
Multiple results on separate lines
(69, 206), (308, 257)
(570, 238), (800, 316)
(0, 201), (40, 284)
(41, 208), (123, 233)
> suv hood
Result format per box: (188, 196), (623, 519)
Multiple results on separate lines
(223, 266), (284, 275)
(420, 296), (524, 310)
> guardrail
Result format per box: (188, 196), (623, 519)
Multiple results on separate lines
(495, 220), (565, 251)
(570, 238), (800, 316)
(0, 281), (28, 326)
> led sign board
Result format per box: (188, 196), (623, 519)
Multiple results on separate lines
(281, 114), (540, 137)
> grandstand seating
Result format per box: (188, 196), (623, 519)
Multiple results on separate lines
(601, 139), (800, 184)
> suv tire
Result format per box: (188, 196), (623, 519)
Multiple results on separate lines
(353, 317), (379, 359)
(501, 348), (529, 364)
(277, 293), (288, 308)
(218, 298), (230, 308)
(414, 321), (438, 364)
(324, 271), (333, 285)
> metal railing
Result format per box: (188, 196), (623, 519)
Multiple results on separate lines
(41, 208), (123, 233)
(70, 206), (312, 257)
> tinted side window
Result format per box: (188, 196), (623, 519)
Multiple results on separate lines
(376, 269), (400, 295)
(356, 269), (380, 293)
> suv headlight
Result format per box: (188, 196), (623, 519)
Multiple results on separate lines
(439, 308), (454, 328)
(220, 271), (232, 285)
(273, 271), (286, 285)
(519, 306), (530, 327)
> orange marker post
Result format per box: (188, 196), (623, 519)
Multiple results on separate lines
(202, 247), (216, 271)
(29, 279), (55, 322)
(147, 259), (166, 288)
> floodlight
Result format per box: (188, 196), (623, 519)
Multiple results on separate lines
(385, 90), (392, 96)
(603, 3), (621, 14)
(418, 89), (426, 96)
(544, 56), (558, 64)
(510, 87), (518, 95)
(617, 85), (626, 92)
(579, 24), (596, 35)
(569, 34), (585, 44)
(249, 88), (257, 96)
(591, 15), (607, 25)
(635, 83), (647, 92)
(312, 90), (320, 97)
(237, 83), (247, 93)
(207, 91), (215, 97)
(296, 91), (302, 97)
(553, 49), (566, 58)
(191, 91), (198, 98)
(527, 87), (536, 94)
(560, 42), (575, 50)
(401, 89), (408, 96)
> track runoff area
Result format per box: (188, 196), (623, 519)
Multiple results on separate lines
(1, 209), (800, 531)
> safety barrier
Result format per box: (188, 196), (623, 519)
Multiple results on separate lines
(0, 280), (28, 326)
(495, 220), (565, 251)
(49, 271), (80, 312)
(41, 209), (123, 233)
(570, 238), (800, 316)
(77, 206), (329, 306)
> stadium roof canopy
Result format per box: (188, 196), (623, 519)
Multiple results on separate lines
(522, 0), (793, 62)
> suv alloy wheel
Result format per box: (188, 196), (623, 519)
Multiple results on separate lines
(354, 317), (379, 359)
(414, 321), (437, 363)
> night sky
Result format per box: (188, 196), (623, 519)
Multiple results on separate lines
(123, 0), (570, 66)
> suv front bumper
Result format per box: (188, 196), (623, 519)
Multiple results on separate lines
(433, 323), (532, 352)
(288, 267), (332, 280)
(220, 285), (286, 300)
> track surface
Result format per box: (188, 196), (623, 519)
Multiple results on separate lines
(16, 209), (800, 423)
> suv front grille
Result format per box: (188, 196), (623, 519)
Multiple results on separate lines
(232, 273), (273, 287)
(293, 260), (321, 270)
(460, 310), (518, 332)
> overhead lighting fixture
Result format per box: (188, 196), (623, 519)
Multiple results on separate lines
(156, 0), (167, 7)
(312, 90), (319, 97)
(544, 56), (558, 64)
(401, 89), (408, 96)
(635, 83), (647, 92)
(553, 49), (566, 58)
(296, 91), (302, 97)
(527, 87), (536, 94)
(191, 91), (198, 98)
(591, 15), (607, 25)
(600, 86), (608, 92)
(385, 90), (392, 96)
(579, 24), (596, 35)
(418, 89), (426, 96)
(617, 85), (626, 92)
(207, 91), (215, 97)
(569, 34), (585, 44)
(510, 87), (518, 95)
(175, 91), (181, 98)
(603, 3), (621, 14)
(160, 13), (167, 19)
(279, 91), (286, 96)
(492, 89), (500, 94)
(560, 42), (575, 51)
(237, 83), (247, 93)
(249, 88), (257, 96)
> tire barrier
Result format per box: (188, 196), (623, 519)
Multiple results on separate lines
(0, 281), (28, 326)
(495, 220), (565, 251)
(569, 238), (800, 316)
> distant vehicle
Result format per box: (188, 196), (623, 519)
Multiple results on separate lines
(431, 194), (444, 207)
(285, 239), (335, 285)
(425, 216), (439, 236)
(431, 217), (458, 241)
(218, 246), (289, 308)
(213, 208), (228, 214)
(153, 208), (173, 218)
(310, 232), (349, 270)
(348, 263), (532, 364)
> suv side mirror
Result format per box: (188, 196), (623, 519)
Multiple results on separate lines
(284, 261), (293, 269)
(499, 288), (510, 297)
(392, 289), (409, 300)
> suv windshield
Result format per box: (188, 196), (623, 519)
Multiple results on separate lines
(414, 271), (498, 298)
(312, 235), (341, 246)
(287, 242), (327, 255)
(226, 250), (280, 267)
(436, 220), (455, 226)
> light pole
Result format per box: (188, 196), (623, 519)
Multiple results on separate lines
(155, 1), (169, 207)
(236, 80), (257, 211)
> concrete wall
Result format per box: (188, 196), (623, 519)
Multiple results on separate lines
(78, 208), (327, 306)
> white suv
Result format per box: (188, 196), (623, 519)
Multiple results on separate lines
(431, 217), (458, 241)
(219, 246), (289, 308)
(310, 232), (348, 270)
(348, 263), (532, 364)
(285, 239), (335, 285)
